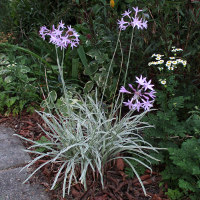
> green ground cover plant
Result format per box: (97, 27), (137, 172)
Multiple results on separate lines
(0, 53), (41, 115)
(143, 48), (200, 199)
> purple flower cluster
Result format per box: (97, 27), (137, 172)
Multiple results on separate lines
(39, 20), (80, 50)
(120, 76), (156, 112)
(117, 7), (148, 30)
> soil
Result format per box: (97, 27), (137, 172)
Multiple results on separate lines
(0, 111), (169, 200)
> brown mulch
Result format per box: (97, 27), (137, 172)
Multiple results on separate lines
(0, 111), (169, 200)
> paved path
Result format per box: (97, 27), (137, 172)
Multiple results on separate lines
(0, 126), (50, 200)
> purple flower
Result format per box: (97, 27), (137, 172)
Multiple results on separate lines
(120, 76), (156, 112)
(145, 90), (156, 99)
(70, 41), (78, 49)
(132, 6), (143, 17)
(120, 86), (131, 94)
(58, 20), (65, 29)
(123, 99), (134, 109)
(39, 21), (80, 50)
(143, 80), (154, 91)
(133, 100), (142, 112)
(141, 19), (148, 29)
(132, 90), (142, 101)
(117, 7), (148, 31)
(128, 84), (136, 92)
(52, 28), (63, 36)
(49, 35), (60, 45)
(136, 75), (146, 86)
(117, 18), (129, 30)
(122, 9), (132, 18)
(131, 17), (143, 29)
(142, 99), (153, 111)
(39, 26), (50, 40)
(61, 36), (71, 46)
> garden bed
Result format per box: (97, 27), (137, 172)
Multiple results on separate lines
(0, 112), (169, 200)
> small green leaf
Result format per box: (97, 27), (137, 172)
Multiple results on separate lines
(94, 73), (104, 87)
(35, 136), (50, 153)
(48, 90), (57, 102)
(6, 96), (19, 107)
(84, 81), (94, 93)
(51, 65), (58, 70)
(179, 179), (195, 192)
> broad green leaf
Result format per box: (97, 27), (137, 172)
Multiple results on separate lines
(0, 53), (6, 60)
(86, 49), (108, 64)
(84, 61), (98, 76)
(19, 65), (30, 73)
(4, 76), (13, 83)
(0, 53), (9, 65)
(0, 68), (10, 75)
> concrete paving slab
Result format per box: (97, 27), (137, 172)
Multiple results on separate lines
(0, 137), (31, 170)
(0, 126), (50, 199)
(0, 167), (50, 200)
(0, 126), (16, 140)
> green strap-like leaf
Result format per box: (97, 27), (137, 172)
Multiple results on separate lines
(77, 45), (88, 68)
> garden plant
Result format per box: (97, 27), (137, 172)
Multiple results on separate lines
(15, 7), (163, 198)
(0, 0), (200, 199)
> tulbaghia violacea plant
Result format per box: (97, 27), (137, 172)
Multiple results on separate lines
(15, 16), (160, 198)
(120, 75), (156, 112)
(16, 91), (160, 197)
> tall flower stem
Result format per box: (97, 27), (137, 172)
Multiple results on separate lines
(123, 28), (134, 86)
(112, 39), (124, 103)
(100, 30), (121, 105)
(119, 29), (134, 119)
(55, 47), (72, 116)
(111, 39), (124, 114)
(56, 47), (67, 97)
